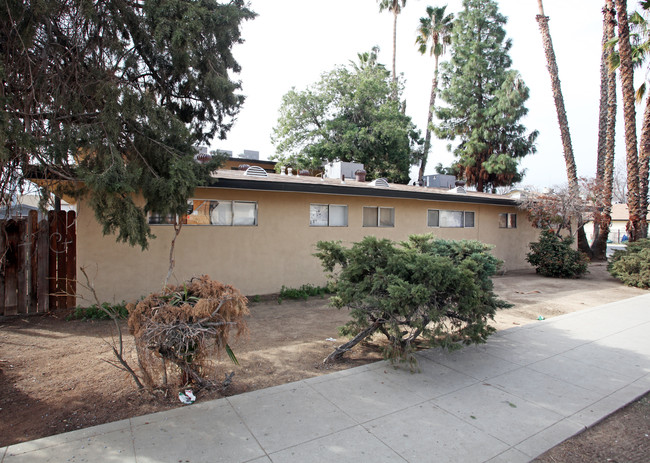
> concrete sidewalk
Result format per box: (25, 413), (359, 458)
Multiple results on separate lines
(2, 293), (649, 463)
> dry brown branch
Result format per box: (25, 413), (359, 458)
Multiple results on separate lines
(127, 275), (249, 390)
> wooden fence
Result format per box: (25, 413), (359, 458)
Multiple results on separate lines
(0, 210), (76, 316)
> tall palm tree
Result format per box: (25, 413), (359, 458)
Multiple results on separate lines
(629, 8), (650, 239)
(536, 0), (590, 252)
(415, 5), (454, 184)
(378, 0), (407, 83)
(616, 0), (642, 240)
(592, 0), (618, 259)
(535, 0), (578, 196)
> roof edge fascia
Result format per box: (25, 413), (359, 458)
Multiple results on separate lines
(204, 177), (518, 207)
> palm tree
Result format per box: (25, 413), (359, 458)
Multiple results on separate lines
(377, 0), (407, 83)
(592, 0), (617, 259)
(630, 8), (650, 239)
(536, 0), (590, 252)
(535, 0), (578, 196)
(415, 5), (454, 184)
(616, 0), (642, 240)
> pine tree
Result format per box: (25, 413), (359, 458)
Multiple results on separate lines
(1, 0), (255, 249)
(434, 0), (537, 192)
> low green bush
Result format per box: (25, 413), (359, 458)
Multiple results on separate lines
(315, 235), (508, 366)
(277, 284), (332, 304)
(526, 230), (589, 278)
(608, 238), (650, 289)
(67, 301), (128, 320)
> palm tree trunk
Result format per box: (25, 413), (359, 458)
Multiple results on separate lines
(535, 7), (578, 195)
(592, 0), (617, 260)
(536, 2), (588, 252)
(596, 9), (610, 179)
(418, 54), (440, 183)
(637, 91), (650, 238)
(591, 2), (611, 256)
(392, 9), (398, 83)
(617, 0), (641, 241)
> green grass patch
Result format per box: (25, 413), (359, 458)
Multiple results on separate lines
(67, 301), (129, 321)
(277, 284), (333, 304)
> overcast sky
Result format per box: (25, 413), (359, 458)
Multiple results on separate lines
(212, 0), (643, 189)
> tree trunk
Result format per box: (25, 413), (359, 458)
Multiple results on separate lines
(164, 219), (183, 288)
(596, 6), (610, 179)
(536, 4), (584, 250)
(323, 320), (382, 363)
(418, 54), (440, 183)
(535, 11), (578, 197)
(592, 0), (618, 260)
(392, 9), (398, 84)
(617, 0), (641, 241)
(637, 91), (650, 239)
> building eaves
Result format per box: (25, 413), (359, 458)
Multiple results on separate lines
(206, 174), (518, 207)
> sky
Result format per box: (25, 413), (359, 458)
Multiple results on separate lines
(211, 0), (643, 189)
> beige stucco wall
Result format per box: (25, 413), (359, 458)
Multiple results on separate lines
(76, 187), (540, 304)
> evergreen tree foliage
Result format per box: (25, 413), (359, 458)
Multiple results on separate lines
(315, 235), (508, 366)
(608, 238), (650, 288)
(434, 0), (538, 192)
(271, 49), (422, 184)
(1, 0), (255, 248)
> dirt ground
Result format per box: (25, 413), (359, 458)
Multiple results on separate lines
(0, 262), (648, 461)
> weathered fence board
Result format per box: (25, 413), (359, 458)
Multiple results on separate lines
(16, 220), (27, 312)
(66, 210), (76, 309)
(1, 211), (76, 316)
(28, 211), (38, 313)
(37, 218), (50, 313)
(4, 220), (19, 316)
(0, 226), (5, 313)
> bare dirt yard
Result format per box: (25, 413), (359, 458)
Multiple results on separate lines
(1, 262), (648, 461)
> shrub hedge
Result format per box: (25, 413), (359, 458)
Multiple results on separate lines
(608, 238), (650, 289)
(526, 229), (589, 278)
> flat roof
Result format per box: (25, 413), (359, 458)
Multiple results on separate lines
(206, 169), (518, 207)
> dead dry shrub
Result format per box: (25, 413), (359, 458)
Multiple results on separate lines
(127, 275), (249, 390)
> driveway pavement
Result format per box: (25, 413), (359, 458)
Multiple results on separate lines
(2, 293), (649, 463)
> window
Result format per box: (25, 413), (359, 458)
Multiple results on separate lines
(179, 199), (258, 226)
(148, 213), (176, 225)
(428, 210), (475, 228)
(464, 211), (475, 228)
(363, 206), (394, 227)
(427, 210), (439, 227)
(310, 204), (348, 227)
(440, 210), (464, 228)
(499, 213), (517, 229)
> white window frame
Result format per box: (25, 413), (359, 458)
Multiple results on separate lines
(310, 204), (348, 227)
(363, 206), (395, 227)
(427, 209), (475, 228)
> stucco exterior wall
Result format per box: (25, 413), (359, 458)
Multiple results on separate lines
(76, 187), (540, 304)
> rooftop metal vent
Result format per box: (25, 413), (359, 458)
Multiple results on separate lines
(370, 178), (389, 188)
(244, 165), (268, 177)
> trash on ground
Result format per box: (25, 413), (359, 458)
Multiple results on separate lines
(325, 337), (337, 342)
(178, 391), (195, 405)
(537, 315), (545, 321)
